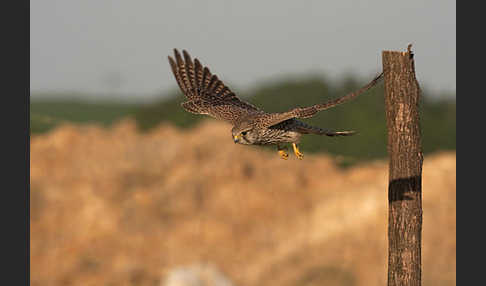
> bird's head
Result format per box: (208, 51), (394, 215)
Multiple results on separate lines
(231, 122), (257, 145)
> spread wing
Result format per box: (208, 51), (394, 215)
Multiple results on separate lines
(168, 49), (261, 124)
(259, 72), (384, 128)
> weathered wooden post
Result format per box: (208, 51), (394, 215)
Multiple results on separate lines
(382, 45), (423, 286)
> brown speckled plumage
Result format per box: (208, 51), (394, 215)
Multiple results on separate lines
(168, 49), (383, 159)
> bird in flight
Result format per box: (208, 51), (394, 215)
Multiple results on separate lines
(168, 49), (383, 159)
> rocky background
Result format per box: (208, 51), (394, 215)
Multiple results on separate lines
(30, 119), (456, 286)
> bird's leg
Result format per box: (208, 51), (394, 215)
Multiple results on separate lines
(277, 144), (289, 160)
(292, 143), (304, 159)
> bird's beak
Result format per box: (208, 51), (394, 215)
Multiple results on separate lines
(233, 135), (239, 143)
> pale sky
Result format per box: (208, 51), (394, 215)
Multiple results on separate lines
(30, 0), (456, 101)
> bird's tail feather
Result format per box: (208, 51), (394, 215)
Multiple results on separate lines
(295, 121), (356, 136)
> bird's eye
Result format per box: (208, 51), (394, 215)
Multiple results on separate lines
(241, 131), (247, 136)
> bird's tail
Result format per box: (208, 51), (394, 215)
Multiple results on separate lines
(295, 121), (356, 136)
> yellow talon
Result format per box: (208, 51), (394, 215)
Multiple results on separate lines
(278, 149), (289, 160)
(292, 143), (304, 160)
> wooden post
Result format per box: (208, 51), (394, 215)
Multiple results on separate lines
(382, 45), (423, 286)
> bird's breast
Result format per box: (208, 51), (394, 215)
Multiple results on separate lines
(252, 128), (301, 145)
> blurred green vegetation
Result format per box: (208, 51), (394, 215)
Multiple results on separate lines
(30, 98), (140, 134)
(31, 74), (455, 164)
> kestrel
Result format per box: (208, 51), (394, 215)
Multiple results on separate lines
(168, 49), (383, 159)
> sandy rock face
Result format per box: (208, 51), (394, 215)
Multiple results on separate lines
(31, 120), (456, 286)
